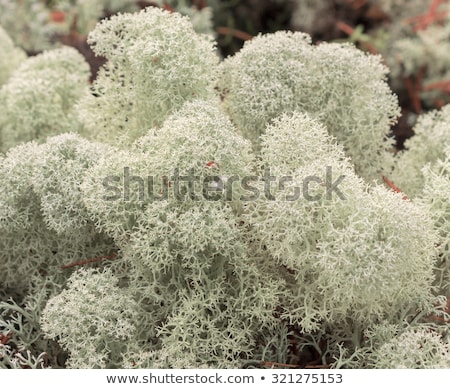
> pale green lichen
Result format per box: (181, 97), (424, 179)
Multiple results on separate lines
(0, 25), (26, 87)
(0, 0), (63, 52)
(366, 326), (450, 368)
(0, 47), (90, 152)
(79, 98), (283, 368)
(218, 30), (400, 181)
(421, 146), (450, 293)
(0, 6), (448, 369)
(391, 104), (450, 197)
(77, 7), (219, 145)
(0, 134), (114, 292)
(81, 99), (254, 241)
(41, 268), (136, 368)
(246, 112), (438, 332)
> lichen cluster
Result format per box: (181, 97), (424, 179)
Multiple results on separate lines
(1, 6), (449, 369)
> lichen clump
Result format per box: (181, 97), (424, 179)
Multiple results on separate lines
(1, 6), (449, 369)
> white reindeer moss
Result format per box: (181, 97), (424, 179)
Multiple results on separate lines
(81, 99), (254, 241)
(77, 7), (219, 145)
(0, 134), (114, 292)
(0, 47), (90, 152)
(391, 104), (450, 197)
(246, 112), (438, 332)
(421, 146), (450, 293)
(0, 25), (26, 87)
(218, 31), (400, 181)
(367, 326), (450, 368)
(0, 6), (447, 369)
(41, 268), (136, 368)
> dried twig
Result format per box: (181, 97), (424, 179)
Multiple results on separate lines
(423, 80), (450, 93)
(259, 361), (331, 369)
(216, 26), (253, 41)
(403, 66), (426, 114)
(347, 0), (369, 10)
(61, 253), (117, 269)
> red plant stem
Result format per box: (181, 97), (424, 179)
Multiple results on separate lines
(193, 0), (207, 9)
(0, 332), (12, 345)
(416, 66), (426, 91)
(404, 75), (422, 114)
(347, 0), (368, 10)
(382, 176), (408, 200)
(260, 361), (331, 369)
(61, 253), (117, 269)
(429, 297), (450, 323)
(336, 21), (355, 36)
(163, 2), (175, 12)
(336, 21), (378, 54)
(423, 80), (450, 92)
(304, 364), (332, 369)
(430, 315), (450, 323)
(405, 0), (448, 31)
(216, 26), (253, 41)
